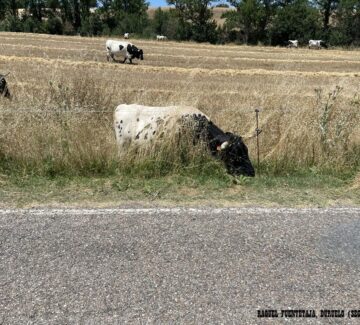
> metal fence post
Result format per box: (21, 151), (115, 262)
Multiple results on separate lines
(255, 109), (262, 175)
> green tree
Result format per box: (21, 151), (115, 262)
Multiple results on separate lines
(24, 0), (46, 21)
(0, 0), (8, 19)
(46, 0), (61, 12)
(46, 16), (63, 33)
(112, 0), (148, 14)
(108, 0), (149, 34)
(224, 0), (267, 44)
(152, 7), (170, 35)
(330, 0), (360, 45)
(314, 0), (339, 37)
(167, 0), (219, 43)
(0, 0), (24, 18)
(270, 0), (321, 45)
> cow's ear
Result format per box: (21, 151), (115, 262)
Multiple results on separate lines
(119, 45), (124, 50)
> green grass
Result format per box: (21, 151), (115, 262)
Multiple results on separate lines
(1, 142), (358, 208)
(1, 167), (358, 208)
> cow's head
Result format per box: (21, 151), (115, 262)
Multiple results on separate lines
(182, 114), (255, 177)
(129, 45), (144, 60)
(134, 48), (143, 60)
(320, 41), (328, 48)
(0, 75), (10, 99)
(215, 133), (255, 177)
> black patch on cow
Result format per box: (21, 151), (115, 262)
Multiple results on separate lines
(127, 44), (144, 61)
(137, 118), (139, 122)
(119, 45), (124, 51)
(135, 133), (140, 140)
(219, 133), (255, 177)
(0, 75), (11, 99)
(320, 41), (328, 48)
(144, 133), (148, 140)
(183, 114), (255, 177)
(153, 131), (156, 135)
(120, 120), (123, 123)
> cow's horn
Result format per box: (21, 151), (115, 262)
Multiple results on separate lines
(220, 141), (229, 150)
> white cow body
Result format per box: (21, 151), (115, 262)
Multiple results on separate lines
(114, 104), (208, 148)
(106, 40), (132, 62)
(156, 35), (167, 41)
(287, 40), (298, 48)
(308, 40), (327, 49)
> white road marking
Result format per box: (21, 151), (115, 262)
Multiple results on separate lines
(0, 207), (359, 216)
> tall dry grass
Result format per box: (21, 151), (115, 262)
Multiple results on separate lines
(0, 70), (224, 177)
(0, 32), (359, 177)
(0, 73), (117, 175)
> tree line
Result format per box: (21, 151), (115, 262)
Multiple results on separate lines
(0, 0), (359, 46)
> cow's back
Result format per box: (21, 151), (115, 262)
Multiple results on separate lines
(114, 104), (208, 148)
(106, 40), (129, 55)
(309, 40), (321, 48)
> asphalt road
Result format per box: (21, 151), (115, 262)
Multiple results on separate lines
(1, 207), (360, 324)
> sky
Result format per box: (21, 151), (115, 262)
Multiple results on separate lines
(149, 0), (169, 6)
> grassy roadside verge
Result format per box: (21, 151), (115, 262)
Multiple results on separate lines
(1, 169), (359, 208)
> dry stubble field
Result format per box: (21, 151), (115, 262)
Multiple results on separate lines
(0, 32), (359, 187)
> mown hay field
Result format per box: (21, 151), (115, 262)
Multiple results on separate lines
(0, 32), (359, 178)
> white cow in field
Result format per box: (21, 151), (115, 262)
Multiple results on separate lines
(106, 40), (143, 64)
(156, 35), (167, 41)
(114, 104), (255, 176)
(308, 40), (328, 49)
(286, 40), (298, 48)
(124, 33), (129, 39)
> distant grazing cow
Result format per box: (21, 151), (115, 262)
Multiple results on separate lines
(124, 33), (129, 39)
(0, 74), (10, 98)
(106, 40), (144, 64)
(114, 104), (255, 177)
(308, 40), (328, 49)
(156, 35), (167, 41)
(285, 40), (298, 48)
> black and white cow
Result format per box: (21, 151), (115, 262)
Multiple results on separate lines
(106, 40), (144, 64)
(285, 40), (298, 48)
(114, 104), (255, 177)
(156, 35), (167, 41)
(308, 40), (328, 49)
(0, 74), (10, 98)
